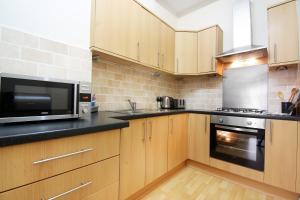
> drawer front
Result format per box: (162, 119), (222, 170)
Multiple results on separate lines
(0, 130), (120, 192)
(0, 156), (120, 200)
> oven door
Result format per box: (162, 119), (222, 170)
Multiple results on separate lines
(0, 74), (79, 123)
(210, 124), (265, 171)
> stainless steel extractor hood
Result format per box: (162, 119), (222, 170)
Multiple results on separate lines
(216, 0), (268, 63)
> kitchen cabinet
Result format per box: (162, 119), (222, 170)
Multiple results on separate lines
(159, 22), (175, 72)
(92, 0), (140, 61)
(0, 156), (119, 200)
(268, 0), (299, 67)
(0, 130), (120, 193)
(188, 114), (210, 165)
(175, 32), (198, 74)
(168, 114), (188, 170)
(145, 116), (169, 184)
(139, 9), (160, 67)
(198, 26), (223, 74)
(120, 116), (169, 199)
(120, 119), (146, 200)
(264, 120), (298, 192)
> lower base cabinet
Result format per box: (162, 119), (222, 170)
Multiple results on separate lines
(168, 114), (188, 170)
(120, 116), (169, 200)
(188, 114), (210, 165)
(264, 120), (298, 192)
(0, 156), (120, 200)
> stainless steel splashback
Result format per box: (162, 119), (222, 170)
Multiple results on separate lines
(223, 65), (268, 110)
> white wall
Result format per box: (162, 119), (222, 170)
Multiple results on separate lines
(176, 0), (287, 51)
(135, 0), (177, 27)
(0, 0), (91, 49)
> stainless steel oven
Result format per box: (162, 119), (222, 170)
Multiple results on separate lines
(0, 73), (91, 123)
(210, 115), (265, 171)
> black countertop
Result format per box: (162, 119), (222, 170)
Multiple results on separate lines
(1, 109), (300, 147)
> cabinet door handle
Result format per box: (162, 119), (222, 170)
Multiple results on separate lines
(162, 54), (165, 67)
(157, 52), (160, 67)
(143, 121), (146, 142)
(47, 181), (92, 200)
(33, 148), (94, 164)
(204, 116), (207, 135)
(274, 44), (277, 63)
(176, 58), (179, 73)
(270, 121), (273, 144)
(137, 42), (140, 61)
(211, 56), (214, 70)
(149, 121), (153, 140)
(170, 118), (173, 134)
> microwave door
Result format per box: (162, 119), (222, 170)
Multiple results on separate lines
(14, 93), (52, 113)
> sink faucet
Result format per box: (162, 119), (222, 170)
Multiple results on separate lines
(128, 99), (137, 112)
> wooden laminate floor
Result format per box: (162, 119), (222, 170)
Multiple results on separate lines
(141, 166), (281, 200)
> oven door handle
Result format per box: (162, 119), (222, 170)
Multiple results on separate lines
(214, 125), (258, 134)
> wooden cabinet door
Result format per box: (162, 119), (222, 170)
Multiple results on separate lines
(160, 23), (175, 72)
(93, 0), (139, 60)
(264, 120), (297, 192)
(297, 122), (300, 193)
(188, 114), (210, 165)
(268, 0), (299, 66)
(175, 32), (198, 74)
(198, 26), (223, 73)
(168, 114), (188, 170)
(120, 119), (146, 200)
(139, 9), (160, 67)
(145, 116), (168, 184)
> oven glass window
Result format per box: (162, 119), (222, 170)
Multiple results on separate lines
(216, 130), (257, 161)
(0, 77), (75, 117)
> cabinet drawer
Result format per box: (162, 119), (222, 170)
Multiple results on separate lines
(0, 130), (120, 192)
(0, 156), (120, 200)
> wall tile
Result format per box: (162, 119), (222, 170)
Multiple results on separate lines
(1, 27), (23, 45)
(37, 64), (67, 80)
(40, 38), (68, 55)
(0, 42), (20, 59)
(21, 47), (53, 64)
(0, 58), (37, 76)
(23, 33), (39, 48)
(69, 46), (91, 59)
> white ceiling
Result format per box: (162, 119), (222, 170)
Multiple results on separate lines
(156, 0), (220, 17)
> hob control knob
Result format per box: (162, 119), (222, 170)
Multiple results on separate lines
(247, 121), (253, 125)
(82, 108), (89, 114)
(219, 118), (224, 123)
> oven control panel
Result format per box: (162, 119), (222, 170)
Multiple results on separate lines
(211, 115), (266, 130)
(79, 82), (91, 119)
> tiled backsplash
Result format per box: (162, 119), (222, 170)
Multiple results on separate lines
(268, 66), (300, 113)
(92, 60), (179, 111)
(92, 59), (299, 112)
(0, 26), (92, 82)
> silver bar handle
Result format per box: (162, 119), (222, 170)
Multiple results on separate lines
(176, 58), (179, 73)
(270, 121), (273, 144)
(215, 125), (258, 134)
(204, 116), (207, 135)
(33, 148), (94, 164)
(274, 44), (277, 63)
(162, 54), (165, 67)
(142, 121), (146, 142)
(170, 118), (173, 134)
(137, 42), (140, 61)
(149, 121), (153, 140)
(211, 56), (214, 69)
(47, 181), (92, 200)
(157, 52), (160, 67)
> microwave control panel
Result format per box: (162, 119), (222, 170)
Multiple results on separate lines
(79, 82), (92, 118)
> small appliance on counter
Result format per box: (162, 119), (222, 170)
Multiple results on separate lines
(0, 73), (91, 123)
(156, 96), (185, 110)
(91, 94), (99, 113)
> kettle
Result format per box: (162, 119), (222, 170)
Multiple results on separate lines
(157, 96), (173, 109)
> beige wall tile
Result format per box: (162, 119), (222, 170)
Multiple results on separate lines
(0, 42), (20, 59)
(40, 38), (68, 55)
(21, 47), (53, 64)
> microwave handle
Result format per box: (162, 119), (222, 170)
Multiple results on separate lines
(74, 83), (79, 115)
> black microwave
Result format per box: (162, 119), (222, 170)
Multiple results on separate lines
(0, 73), (91, 123)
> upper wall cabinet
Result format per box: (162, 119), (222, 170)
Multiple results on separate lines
(159, 23), (175, 73)
(92, 0), (139, 60)
(198, 26), (223, 74)
(175, 32), (198, 74)
(268, 0), (299, 67)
